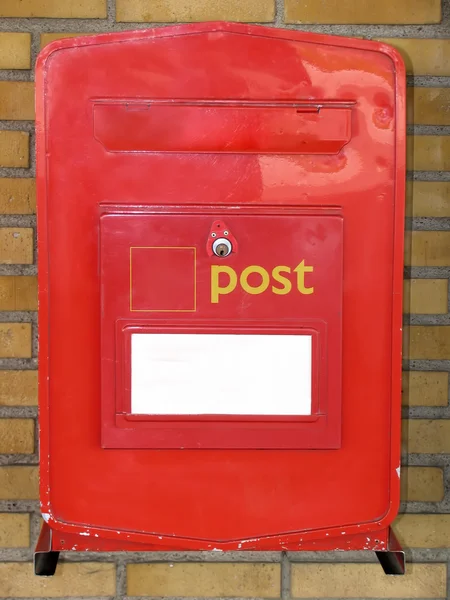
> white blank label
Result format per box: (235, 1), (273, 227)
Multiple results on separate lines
(131, 334), (312, 415)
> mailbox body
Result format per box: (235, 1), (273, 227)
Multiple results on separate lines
(36, 23), (405, 552)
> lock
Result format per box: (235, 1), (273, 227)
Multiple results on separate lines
(212, 237), (232, 257)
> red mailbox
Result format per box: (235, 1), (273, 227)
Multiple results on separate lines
(35, 23), (406, 575)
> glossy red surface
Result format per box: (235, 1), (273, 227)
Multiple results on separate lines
(36, 23), (405, 551)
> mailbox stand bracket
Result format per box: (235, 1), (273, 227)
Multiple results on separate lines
(34, 522), (60, 576)
(376, 527), (405, 575)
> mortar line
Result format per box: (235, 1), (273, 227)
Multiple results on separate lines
(447, 556), (450, 600)
(30, 30), (41, 75)
(274, 0), (284, 27)
(107, 0), (116, 25)
(115, 559), (127, 599)
(0, 21), (450, 36)
(281, 551), (291, 600)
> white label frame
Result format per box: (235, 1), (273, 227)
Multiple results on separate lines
(131, 333), (312, 416)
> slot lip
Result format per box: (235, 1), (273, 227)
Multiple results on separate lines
(91, 97), (357, 110)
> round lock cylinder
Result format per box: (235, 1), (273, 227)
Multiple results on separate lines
(212, 237), (233, 257)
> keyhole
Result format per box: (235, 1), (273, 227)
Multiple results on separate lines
(212, 238), (232, 257)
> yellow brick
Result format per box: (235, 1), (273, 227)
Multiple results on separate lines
(116, 0), (275, 22)
(0, 323), (32, 358)
(405, 231), (450, 267)
(407, 88), (450, 125)
(0, 0), (106, 18)
(291, 563), (446, 598)
(403, 279), (448, 314)
(0, 276), (37, 310)
(0, 131), (29, 168)
(395, 514), (450, 548)
(285, 0), (440, 24)
(378, 39), (450, 76)
(406, 182), (450, 217)
(401, 466), (444, 502)
(0, 562), (116, 597)
(127, 563), (280, 598)
(0, 514), (29, 548)
(0, 371), (37, 406)
(0, 82), (34, 121)
(402, 372), (448, 407)
(0, 179), (35, 215)
(404, 326), (450, 360)
(0, 419), (34, 453)
(40, 32), (95, 49)
(0, 467), (38, 499)
(403, 419), (450, 453)
(407, 136), (450, 171)
(0, 34), (31, 70)
(0, 228), (33, 264)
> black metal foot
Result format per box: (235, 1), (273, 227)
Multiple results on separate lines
(34, 550), (60, 576)
(375, 528), (405, 575)
(34, 522), (60, 576)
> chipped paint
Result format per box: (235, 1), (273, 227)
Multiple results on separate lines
(396, 466), (401, 478)
(240, 537), (260, 544)
(42, 513), (50, 523)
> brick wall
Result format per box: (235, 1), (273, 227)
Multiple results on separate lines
(0, 0), (449, 598)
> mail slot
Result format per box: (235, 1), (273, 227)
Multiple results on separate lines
(94, 101), (353, 153)
(35, 23), (406, 575)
